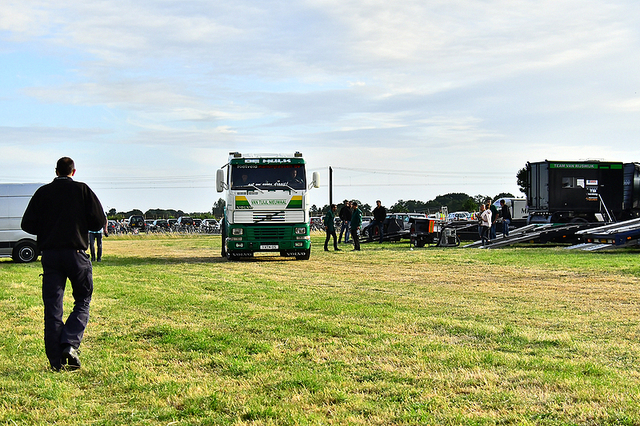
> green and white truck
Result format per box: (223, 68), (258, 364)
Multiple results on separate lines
(216, 152), (319, 260)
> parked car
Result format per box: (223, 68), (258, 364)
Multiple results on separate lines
(177, 216), (194, 227)
(201, 219), (220, 233)
(386, 213), (427, 231)
(310, 217), (324, 230)
(152, 219), (170, 230)
(128, 215), (145, 230)
(447, 211), (472, 221)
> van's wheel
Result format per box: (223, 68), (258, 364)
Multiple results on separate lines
(12, 241), (38, 263)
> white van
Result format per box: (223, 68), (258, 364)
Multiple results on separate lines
(0, 183), (42, 262)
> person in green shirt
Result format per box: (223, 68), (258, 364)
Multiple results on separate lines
(350, 201), (362, 251)
(323, 204), (341, 251)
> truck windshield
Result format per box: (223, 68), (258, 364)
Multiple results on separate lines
(231, 164), (306, 190)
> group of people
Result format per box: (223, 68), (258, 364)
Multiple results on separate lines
(478, 198), (512, 246)
(322, 199), (388, 251)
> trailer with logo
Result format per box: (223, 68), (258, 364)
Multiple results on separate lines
(526, 160), (640, 223)
(216, 152), (319, 260)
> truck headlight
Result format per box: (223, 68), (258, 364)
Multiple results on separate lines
(232, 228), (244, 236)
(295, 227), (307, 235)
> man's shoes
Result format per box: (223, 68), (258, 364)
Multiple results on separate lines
(324, 248), (329, 251)
(61, 345), (81, 370)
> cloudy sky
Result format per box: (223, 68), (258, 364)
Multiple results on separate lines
(2, 0), (639, 213)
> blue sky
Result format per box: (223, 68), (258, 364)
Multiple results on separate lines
(2, 0), (639, 213)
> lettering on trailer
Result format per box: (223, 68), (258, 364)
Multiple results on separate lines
(252, 199), (288, 206)
(235, 196), (302, 209)
(550, 163), (598, 169)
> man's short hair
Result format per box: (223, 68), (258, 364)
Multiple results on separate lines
(351, 201), (358, 207)
(56, 157), (75, 176)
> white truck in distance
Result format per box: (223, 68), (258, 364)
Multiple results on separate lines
(0, 183), (42, 262)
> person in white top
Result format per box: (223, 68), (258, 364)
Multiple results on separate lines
(479, 203), (492, 246)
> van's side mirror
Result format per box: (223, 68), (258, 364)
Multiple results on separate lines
(216, 169), (226, 192)
(311, 172), (320, 189)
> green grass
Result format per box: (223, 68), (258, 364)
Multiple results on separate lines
(1, 233), (640, 425)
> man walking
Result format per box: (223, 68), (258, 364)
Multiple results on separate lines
(22, 157), (106, 371)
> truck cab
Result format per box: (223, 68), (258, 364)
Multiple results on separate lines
(216, 152), (319, 260)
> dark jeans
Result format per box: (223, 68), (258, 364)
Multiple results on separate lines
(41, 249), (93, 369)
(339, 221), (350, 243)
(350, 229), (360, 250)
(503, 219), (511, 237)
(89, 232), (103, 261)
(324, 230), (338, 250)
(480, 226), (490, 246)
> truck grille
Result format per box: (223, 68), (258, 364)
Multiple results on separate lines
(252, 227), (287, 239)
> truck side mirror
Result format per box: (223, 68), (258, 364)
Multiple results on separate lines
(311, 172), (320, 189)
(216, 169), (226, 192)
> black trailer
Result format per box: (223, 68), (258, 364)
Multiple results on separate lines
(526, 160), (632, 223)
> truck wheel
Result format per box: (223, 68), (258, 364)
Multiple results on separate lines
(12, 241), (38, 263)
(221, 225), (227, 257)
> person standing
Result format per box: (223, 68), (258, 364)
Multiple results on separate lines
(338, 200), (352, 244)
(500, 199), (512, 238)
(21, 157), (106, 371)
(323, 204), (341, 251)
(350, 201), (363, 251)
(488, 199), (499, 240)
(479, 203), (492, 246)
(88, 219), (108, 262)
(368, 200), (386, 243)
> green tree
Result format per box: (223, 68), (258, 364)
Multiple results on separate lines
(516, 166), (528, 195)
(212, 198), (226, 218)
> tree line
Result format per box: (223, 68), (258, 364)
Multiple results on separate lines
(109, 191), (518, 220)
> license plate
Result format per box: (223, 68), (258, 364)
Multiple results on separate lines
(260, 244), (279, 250)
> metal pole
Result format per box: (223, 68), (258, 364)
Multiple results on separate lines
(329, 166), (333, 205)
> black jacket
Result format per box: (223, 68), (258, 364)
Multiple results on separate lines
(339, 205), (352, 221)
(21, 177), (106, 251)
(373, 206), (387, 222)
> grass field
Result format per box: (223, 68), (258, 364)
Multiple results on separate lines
(1, 233), (639, 425)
